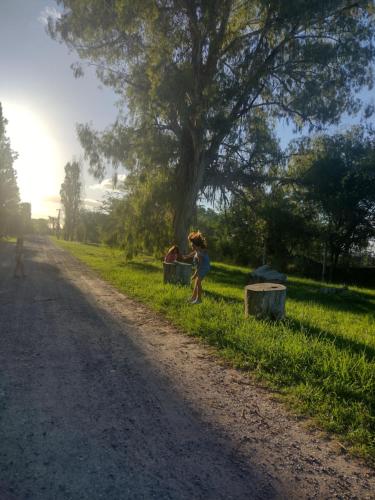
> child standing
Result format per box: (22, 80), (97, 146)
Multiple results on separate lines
(186, 231), (210, 304)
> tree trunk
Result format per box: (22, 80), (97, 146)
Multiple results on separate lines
(173, 207), (193, 253)
(173, 128), (205, 252)
(244, 283), (286, 320)
(321, 241), (327, 282)
(163, 261), (192, 285)
(262, 239), (267, 266)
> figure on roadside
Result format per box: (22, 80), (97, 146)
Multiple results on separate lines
(164, 245), (181, 263)
(182, 231), (210, 305)
(14, 237), (26, 278)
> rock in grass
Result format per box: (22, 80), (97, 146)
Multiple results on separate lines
(248, 265), (287, 285)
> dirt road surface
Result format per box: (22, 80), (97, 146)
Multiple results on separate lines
(0, 237), (373, 499)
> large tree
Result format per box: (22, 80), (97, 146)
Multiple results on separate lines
(0, 103), (19, 236)
(288, 126), (375, 277)
(60, 160), (82, 240)
(49, 0), (374, 249)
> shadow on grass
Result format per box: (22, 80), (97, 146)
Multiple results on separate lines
(287, 282), (375, 318)
(287, 274), (375, 297)
(204, 289), (243, 305)
(119, 261), (161, 274)
(209, 264), (375, 317)
(79, 241), (102, 247)
(286, 316), (375, 362)
(209, 264), (249, 287)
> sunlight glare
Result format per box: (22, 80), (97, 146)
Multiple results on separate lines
(2, 101), (63, 218)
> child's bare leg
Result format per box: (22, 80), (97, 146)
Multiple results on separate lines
(196, 277), (202, 301)
(191, 277), (198, 300)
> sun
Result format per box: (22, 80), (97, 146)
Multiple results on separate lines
(2, 100), (63, 219)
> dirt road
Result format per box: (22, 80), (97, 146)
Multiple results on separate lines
(0, 237), (373, 499)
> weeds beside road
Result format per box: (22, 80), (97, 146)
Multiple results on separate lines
(53, 238), (375, 462)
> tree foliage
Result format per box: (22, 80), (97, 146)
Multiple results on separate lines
(0, 103), (20, 237)
(60, 160), (82, 240)
(76, 208), (108, 243)
(32, 218), (51, 236)
(69, 126), (374, 284)
(201, 127), (375, 278)
(49, 0), (375, 249)
(289, 126), (375, 274)
(18, 202), (33, 235)
(97, 171), (174, 257)
(208, 182), (318, 268)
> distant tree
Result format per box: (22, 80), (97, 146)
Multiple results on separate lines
(212, 183), (317, 267)
(19, 202), (32, 234)
(0, 103), (19, 236)
(196, 206), (225, 260)
(49, 1), (375, 250)
(99, 172), (174, 257)
(48, 216), (57, 232)
(259, 186), (319, 270)
(32, 218), (50, 235)
(98, 194), (128, 248)
(76, 208), (108, 244)
(289, 127), (375, 278)
(212, 191), (266, 265)
(60, 160), (82, 240)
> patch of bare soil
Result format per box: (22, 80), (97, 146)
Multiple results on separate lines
(0, 237), (373, 499)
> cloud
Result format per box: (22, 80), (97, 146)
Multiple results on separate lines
(89, 174), (126, 191)
(83, 198), (102, 208)
(42, 195), (102, 209)
(90, 178), (114, 191)
(43, 194), (60, 204)
(38, 6), (61, 26)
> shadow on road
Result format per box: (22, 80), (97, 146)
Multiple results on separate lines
(0, 237), (277, 500)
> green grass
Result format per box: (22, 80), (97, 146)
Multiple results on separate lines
(0, 236), (16, 243)
(53, 238), (375, 462)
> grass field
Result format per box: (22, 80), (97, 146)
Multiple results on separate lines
(53, 238), (375, 462)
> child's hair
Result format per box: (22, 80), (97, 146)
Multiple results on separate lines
(188, 231), (207, 249)
(167, 244), (179, 254)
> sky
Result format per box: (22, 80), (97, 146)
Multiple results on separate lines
(0, 1), (374, 219)
(0, 0), (120, 219)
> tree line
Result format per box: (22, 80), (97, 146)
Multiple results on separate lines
(0, 103), (24, 237)
(59, 125), (375, 284)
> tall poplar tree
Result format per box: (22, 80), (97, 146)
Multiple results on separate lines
(0, 103), (20, 236)
(49, 0), (374, 249)
(60, 160), (82, 240)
